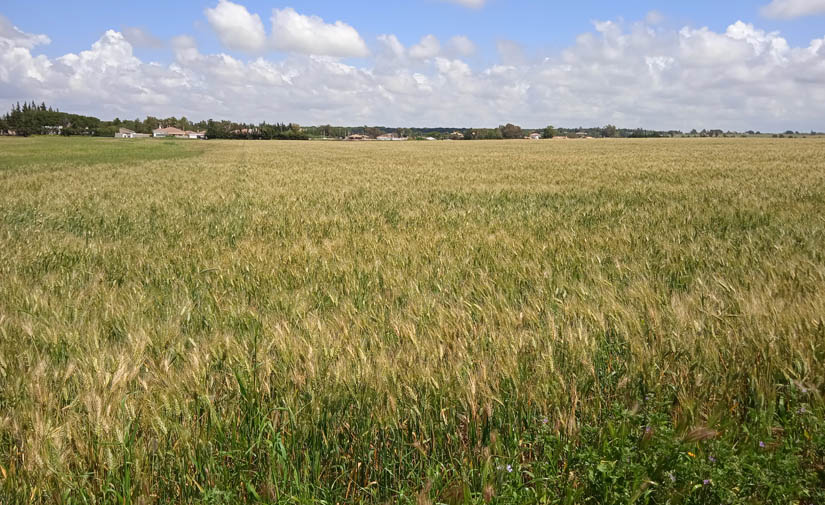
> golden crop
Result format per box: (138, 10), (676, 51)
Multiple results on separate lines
(1, 136), (823, 503)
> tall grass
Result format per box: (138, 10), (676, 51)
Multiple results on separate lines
(0, 136), (824, 503)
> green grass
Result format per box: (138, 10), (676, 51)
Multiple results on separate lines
(0, 136), (824, 504)
(0, 136), (203, 174)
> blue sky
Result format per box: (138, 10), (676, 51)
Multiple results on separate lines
(5, 1), (825, 61)
(1, 0), (824, 129)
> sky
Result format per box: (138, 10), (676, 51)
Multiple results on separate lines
(1, 0), (824, 131)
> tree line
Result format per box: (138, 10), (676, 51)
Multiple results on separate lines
(0, 102), (310, 140)
(0, 102), (106, 137)
(3, 101), (811, 140)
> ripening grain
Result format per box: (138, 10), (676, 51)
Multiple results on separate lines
(0, 137), (824, 504)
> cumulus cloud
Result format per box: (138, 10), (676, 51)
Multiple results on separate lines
(0, 14), (50, 49)
(2, 15), (825, 132)
(122, 27), (165, 49)
(409, 35), (441, 59)
(376, 34), (406, 60)
(270, 7), (368, 57)
(447, 35), (477, 57)
(203, 2), (368, 57)
(645, 10), (665, 25)
(761, 0), (825, 18)
(496, 39), (526, 65)
(204, 0), (267, 52)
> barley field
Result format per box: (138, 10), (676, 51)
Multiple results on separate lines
(1, 136), (824, 504)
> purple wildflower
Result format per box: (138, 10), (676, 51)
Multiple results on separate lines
(798, 406), (807, 414)
(708, 455), (716, 463)
(703, 479), (711, 486)
(759, 441), (766, 448)
(506, 464), (513, 473)
(668, 472), (676, 483)
(542, 417), (549, 425)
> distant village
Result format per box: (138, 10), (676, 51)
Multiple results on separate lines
(115, 127), (206, 140)
(1, 101), (819, 141)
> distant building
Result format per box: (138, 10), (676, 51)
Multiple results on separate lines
(151, 127), (205, 139)
(115, 127), (136, 139)
(345, 134), (367, 141)
(529, 132), (541, 140)
(152, 126), (187, 138)
(376, 133), (408, 141)
(450, 131), (465, 140)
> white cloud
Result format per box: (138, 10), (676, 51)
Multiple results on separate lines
(496, 39), (526, 65)
(645, 10), (665, 25)
(377, 34), (406, 60)
(0, 14), (50, 49)
(409, 35), (441, 59)
(2, 15), (825, 132)
(171, 35), (199, 63)
(761, 0), (825, 18)
(204, 0), (267, 52)
(447, 35), (477, 57)
(122, 27), (165, 49)
(270, 7), (368, 57)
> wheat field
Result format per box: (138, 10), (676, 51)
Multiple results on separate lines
(1, 136), (824, 504)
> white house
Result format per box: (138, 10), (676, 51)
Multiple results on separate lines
(529, 132), (541, 140)
(115, 128), (136, 138)
(152, 126), (187, 138)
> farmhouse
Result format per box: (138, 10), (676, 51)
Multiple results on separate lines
(345, 134), (368, 141)
(376, 133), (409, 141)
(152, 127), (206, 139)
(153, 126), (186, 138)
(115, 128), (136, 138)
(529, 132), (541, 140)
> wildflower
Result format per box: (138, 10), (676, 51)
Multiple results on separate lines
(687, 451), (696, 458)
(542, 417), (549, 425)
(668, 472), (676, 483)
(506, 464), (513, 473)
(798, 406), (807, 414)
(703, 479), (711, 486)
(759, 441), (766, 448)
(645, 426), (652, 434)
(708, 455), (716, 463)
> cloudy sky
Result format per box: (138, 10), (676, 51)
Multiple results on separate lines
(1, 0), (824, 130)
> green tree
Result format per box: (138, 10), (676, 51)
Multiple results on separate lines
(144, 116), (160, 132)
(364, 126), (383, 138)
(602, 124), (618, 138)
(542, 125), (557, 139)
(500, 123), (523, 139)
